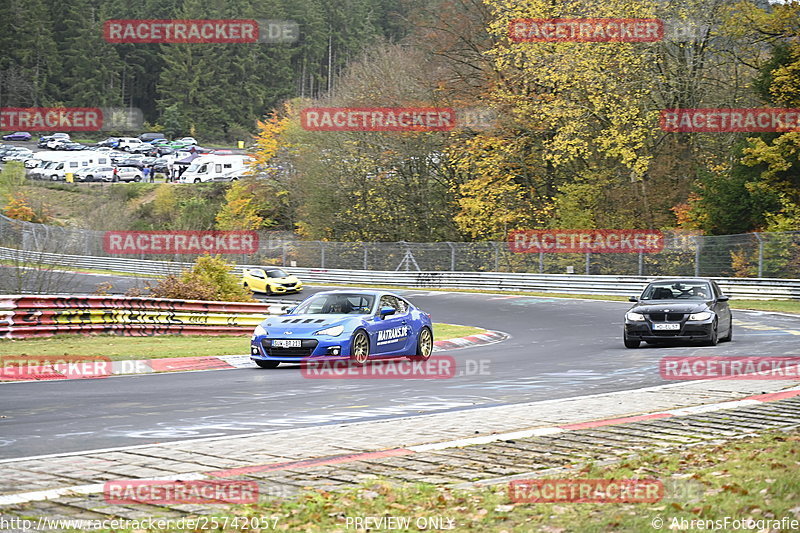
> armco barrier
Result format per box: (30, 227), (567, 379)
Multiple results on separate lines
(0, 295), (292, 339)
(1, 246), (799, 300)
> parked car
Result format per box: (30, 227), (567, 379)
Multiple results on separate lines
(97, 137), (120, 148)
(2, 131), (32, 141)
(117, 154), (146, 167)
(151, 158), (169, 174)
(139, 132), (167, 142)
(38, 133), (70, 148)
(62, 142), (86, 151)
(46, 139), (69, 150)
(1, 148), (34, 162)
(112, 166), (144, 182)
(177, 137), (198, 145)
(117, 137), (144, 152)
(74, 165), (116, 182)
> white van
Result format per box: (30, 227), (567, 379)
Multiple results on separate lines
(117, 137), (144, 152)
(29, 152), (112, 181)
(179, 155), (254, 183)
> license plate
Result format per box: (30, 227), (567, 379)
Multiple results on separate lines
(653, 323), (681, 331)
(273, 339), (302, 348)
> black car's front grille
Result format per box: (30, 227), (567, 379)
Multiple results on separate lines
(261, 339), (318, 357)
(648, 313), (685, 322)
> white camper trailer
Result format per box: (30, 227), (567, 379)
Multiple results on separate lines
(178, 155), (253, 183)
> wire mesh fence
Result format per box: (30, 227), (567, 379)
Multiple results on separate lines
(1, 215), (798, 278)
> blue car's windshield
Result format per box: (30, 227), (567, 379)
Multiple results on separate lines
(294, 294), (375, 315)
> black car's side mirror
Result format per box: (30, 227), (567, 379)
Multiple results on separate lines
(628, 296), (638, 302)
(717, 296), (729, 302)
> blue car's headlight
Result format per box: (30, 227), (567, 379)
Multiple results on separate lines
(315, 325), (344, 337)
(253, 324), (267, 338)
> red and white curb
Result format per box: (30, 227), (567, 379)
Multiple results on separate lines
(1, 386), (797, 507)
(432, 330), (507, 351)
(0, 330), (507, 382)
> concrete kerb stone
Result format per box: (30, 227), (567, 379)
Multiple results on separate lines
(0, 378), (798, 507)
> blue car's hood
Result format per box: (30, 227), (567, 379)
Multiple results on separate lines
(261, 314), (363, 334)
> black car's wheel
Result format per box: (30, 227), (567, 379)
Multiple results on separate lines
(623, 331), (640, 349)
(255, 360), (280, 369)
(720, 318), (732, 342)
(707, 321), (719, 346)
(350, 330), (370, 365)
(409, 327), (433, 361)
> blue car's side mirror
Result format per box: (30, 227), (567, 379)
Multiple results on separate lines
(285, 306), (296, 315)
(379, 306), (395, 319)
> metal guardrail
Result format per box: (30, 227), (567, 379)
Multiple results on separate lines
(3, 214), (800, 278)
(2, 246), (799, 300)
(0, 294), (292, 339)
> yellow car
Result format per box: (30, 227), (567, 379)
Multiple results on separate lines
(242, 267), (303, 295)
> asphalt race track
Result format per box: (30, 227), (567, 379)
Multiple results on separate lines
(2, 274), (799, 459)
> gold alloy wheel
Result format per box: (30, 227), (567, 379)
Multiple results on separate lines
(351, 330), (370, 365)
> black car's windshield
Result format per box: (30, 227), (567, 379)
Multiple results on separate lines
(294, 294), (375, 315)
(641, 281), (712, 300)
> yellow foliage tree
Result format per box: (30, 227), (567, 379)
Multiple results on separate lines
(249, 101), (294, 174)
(215, 180), (269, 230)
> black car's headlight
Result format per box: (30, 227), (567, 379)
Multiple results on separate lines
(688, 311), (713, 321)
(625, 312), (646, 322)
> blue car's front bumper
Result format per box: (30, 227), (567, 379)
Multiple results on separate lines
(250, 334), (353, 363)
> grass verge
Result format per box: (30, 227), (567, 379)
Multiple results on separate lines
(35, 428), (798, 532)
(0, 323), (487, 360)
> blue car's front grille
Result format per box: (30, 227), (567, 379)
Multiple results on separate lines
(261, 339), (319, 357)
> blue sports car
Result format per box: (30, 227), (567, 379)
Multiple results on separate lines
(250, 290), (434, 368)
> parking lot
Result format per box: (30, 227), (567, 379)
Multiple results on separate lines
(0, 133), (250, 184)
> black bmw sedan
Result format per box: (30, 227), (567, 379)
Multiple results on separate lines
(624, 279), (732, 348)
